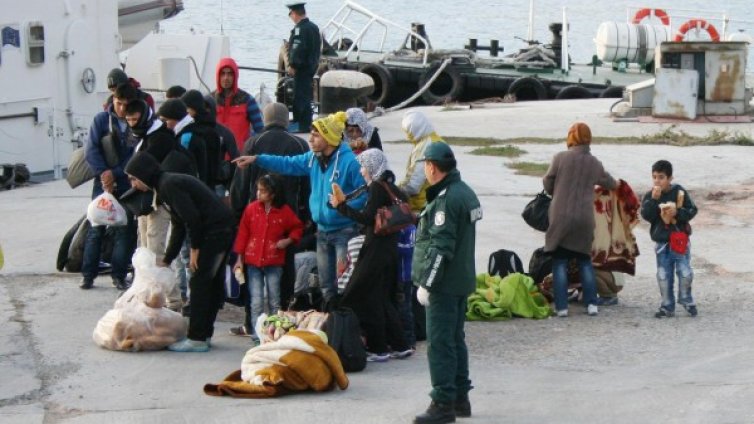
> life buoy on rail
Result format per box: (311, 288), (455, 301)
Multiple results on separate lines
(674, 19), (720, 42)
(632, 8), (670, 26)
(555, 85), (593, 100)
(418, 62), (465, 105)
(358, 63), (395, 106)
(507, 77), (547, 101)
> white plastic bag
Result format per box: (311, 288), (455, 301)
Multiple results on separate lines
(93, 248), (186, 352)
(87, 192), (127, 227)
(115, 248), (177, 309)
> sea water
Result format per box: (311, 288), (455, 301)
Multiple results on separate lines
(161, 0), (754, 95)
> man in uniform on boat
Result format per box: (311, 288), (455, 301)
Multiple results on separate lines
(286, 2), (321, 133)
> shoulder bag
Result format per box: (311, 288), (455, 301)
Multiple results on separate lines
(374, 181), (416, 235)
(522, 190), (551, 232)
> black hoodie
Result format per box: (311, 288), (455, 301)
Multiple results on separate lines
(125, 152), (233, 264)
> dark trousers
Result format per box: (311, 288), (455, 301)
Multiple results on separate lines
(397, 280), (416, 347)
(293, 72), (314, 131)
(188, 232), (232, 341)
(82, 180), (136, 280)
(426, 292), (472, 403)
(355, 278), (409, 354)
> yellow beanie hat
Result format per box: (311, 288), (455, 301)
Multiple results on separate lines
(313, 111), (348, 146)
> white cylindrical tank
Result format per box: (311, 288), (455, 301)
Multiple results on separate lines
(595, 22), (669, 64)
(159, 58), (190, 91)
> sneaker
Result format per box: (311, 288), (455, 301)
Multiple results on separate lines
(229, 326), (252, 337)
(654, 307), (674, 318)
(685, 305), (698, 317)
(167, 339), (210, 352)
(112, 277), (129, 291)
(366, 352), (390, 362)
(390, 348), (415, 359)
(79, 278), (94, 290)
(556, 309), (568, 318)
(587, 304), (599, 316)
(596, 296), (619, 306)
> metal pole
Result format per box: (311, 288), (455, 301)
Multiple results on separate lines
(528, 0), (534, 42)
(562, 7), (569, 73)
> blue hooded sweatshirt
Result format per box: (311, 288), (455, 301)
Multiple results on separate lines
(256, 142), (366, 232)
(85, 105), (133, 195)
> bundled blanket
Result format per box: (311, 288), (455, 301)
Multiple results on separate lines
(467, 273), (551, 321)
(592, 179), (640, 275)
(204, 330), (349, 398)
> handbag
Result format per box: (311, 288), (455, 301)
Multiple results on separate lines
(66, 119), (120, 189)
(374, 181), (416, 235)
(522, 190), (551, 232)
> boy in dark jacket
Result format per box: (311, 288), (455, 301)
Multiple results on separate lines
(641, 160), (699, 318)
(125, 152), (234, 352)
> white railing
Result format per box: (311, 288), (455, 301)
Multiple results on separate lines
(322, 1), (431, 66)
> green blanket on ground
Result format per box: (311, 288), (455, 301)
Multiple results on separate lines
(466, 273), (551, 321)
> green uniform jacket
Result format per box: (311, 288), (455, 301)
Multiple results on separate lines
(412, 169), (482, 296)
(288, 18), (321, 75)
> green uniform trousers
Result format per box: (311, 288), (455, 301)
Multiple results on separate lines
(426, 291), (472, 403)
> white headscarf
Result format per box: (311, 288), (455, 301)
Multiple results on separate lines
(401, 110), (441, 144)
(357, 148), (389, 182)
(345, 108), (375, 143)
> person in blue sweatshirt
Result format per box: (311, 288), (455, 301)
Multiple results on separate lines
(233, 111), (366, 301)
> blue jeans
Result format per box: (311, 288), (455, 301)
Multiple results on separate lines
(316, 225), (357, 300)
(82, 181), (135, 280)
(248, 265), (282, 334)
(655, 242), (694, 312)
(552, 255), (597, 311)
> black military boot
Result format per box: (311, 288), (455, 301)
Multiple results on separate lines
(79, 277), (94, 290)
(454, 395), (471, 418)
(414, 401), (455, 424)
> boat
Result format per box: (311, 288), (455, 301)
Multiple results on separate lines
(0, 0), (227, 180)
(307, 1), (751, 108)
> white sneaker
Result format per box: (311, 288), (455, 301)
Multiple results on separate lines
(556, 309), (568, 318)
(587, 304), (599, 316)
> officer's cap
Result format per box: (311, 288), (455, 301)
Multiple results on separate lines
(286, 2), (306, 13)
(420, 142), (455, 163)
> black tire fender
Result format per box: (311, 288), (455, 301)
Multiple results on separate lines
(599, 85), (625, 98)
(418, 63), (465, 105)
(358, 63), (395, 106)
(507, 77), (547, 101)
(555, 85), (594, 100)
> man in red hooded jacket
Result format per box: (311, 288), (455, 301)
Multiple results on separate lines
(212, 58), (265, 154)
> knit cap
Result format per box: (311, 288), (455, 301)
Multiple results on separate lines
(263, 102), (290, 128)
(157, 99), (188, 121)
(566, 122), (592, 147)
(181, 90), (206, 114)
(312, 111), (347, 146)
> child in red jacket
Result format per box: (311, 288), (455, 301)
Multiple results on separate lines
(233, 174), (303, 341)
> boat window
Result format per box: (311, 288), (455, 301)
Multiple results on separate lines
(26, 22), (45, 65)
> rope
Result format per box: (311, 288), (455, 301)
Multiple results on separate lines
(381, 58), (453, 114)
(186, 55), (212, 93)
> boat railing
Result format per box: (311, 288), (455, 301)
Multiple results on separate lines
(322, 1), (431, 66)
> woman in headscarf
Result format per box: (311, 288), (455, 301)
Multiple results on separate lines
(344, 108), (382, 154)
(398, 110), (445, 213)
(329, 148), (412, 362)
(543, 122), (616, 318)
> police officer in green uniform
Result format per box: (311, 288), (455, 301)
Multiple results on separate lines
(286, 2), (321, 133)
(413, 142), (482, 424)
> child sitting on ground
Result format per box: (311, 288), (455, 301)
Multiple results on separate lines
(233, 174), (303, 342)
(640, 160), (699, 318)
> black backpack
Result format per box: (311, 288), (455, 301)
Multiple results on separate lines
(528, 247), (553, 285)
(323, 307), (366, 373)
(488, 249), (524, 278)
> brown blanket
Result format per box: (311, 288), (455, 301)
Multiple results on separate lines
(203, 330), (349, 398)
(592, 179), (640, 275)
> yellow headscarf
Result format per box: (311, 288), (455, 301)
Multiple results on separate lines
(566, 122), (592, 147)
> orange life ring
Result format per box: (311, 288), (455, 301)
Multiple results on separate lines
(632, 8), (670, 26)
(674, 18), (721, 42)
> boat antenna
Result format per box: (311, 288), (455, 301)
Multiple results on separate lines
(527, 0), (534, 43)
(220, 0), (225, 35)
